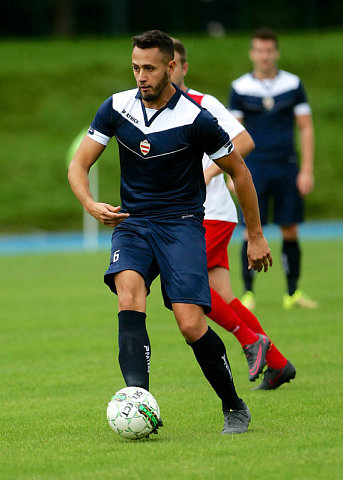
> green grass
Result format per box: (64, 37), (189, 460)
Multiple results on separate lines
(1, 239), (342, 479)
(1, 31), (343, 232)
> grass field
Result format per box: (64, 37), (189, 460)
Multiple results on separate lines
(1, 239), (342, 479)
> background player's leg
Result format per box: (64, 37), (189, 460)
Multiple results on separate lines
(281, 224), (300, 296)
(115, 270), (151, 390)
(241, 231), (255, 310)
(208, 267), (270, 380)
(208, 267), (258, 346)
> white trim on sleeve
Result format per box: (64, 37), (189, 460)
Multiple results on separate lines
(86, 129), (111, 146)
(294, 103), (311, 116)
(209, 143), (234, 161)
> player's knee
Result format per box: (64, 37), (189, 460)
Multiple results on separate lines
(178, 319), (207, 343)
(117, 290), (145, 311)
(281, 224), (298, 241)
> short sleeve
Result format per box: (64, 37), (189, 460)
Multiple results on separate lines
(294, 81), (311, 116)
(193, 109), (234, 160)
(87, 96), (121, 146)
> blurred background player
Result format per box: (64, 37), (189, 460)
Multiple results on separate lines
(172, 38), (296, 390)
(229, 28), (318, 311)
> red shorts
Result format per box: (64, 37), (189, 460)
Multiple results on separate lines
(204, 220), (236, 270)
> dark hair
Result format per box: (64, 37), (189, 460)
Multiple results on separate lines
(252, 28), (278, 48)
(132, 30), (174, 61)
(172, 38), (187, 64)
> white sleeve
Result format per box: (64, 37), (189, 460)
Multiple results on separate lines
(86, 127), (111, 146)
(294, 103), (312, 116)
(201, 94), (245, 140)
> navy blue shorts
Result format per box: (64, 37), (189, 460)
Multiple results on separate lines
(104, 215), (211, 313)
(243, 162), (304, 226)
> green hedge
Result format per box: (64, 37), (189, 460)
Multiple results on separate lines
(1, 32), (342, 232)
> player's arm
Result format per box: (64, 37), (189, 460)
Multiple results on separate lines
(68, 136), (129, 226)
(204, 130), (254, 186)
(214, 149), (272, 272)
(226, 130), (254, 192)
(296, 113), (315, 196)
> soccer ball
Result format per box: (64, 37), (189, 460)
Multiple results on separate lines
(107, 386), (160, 440)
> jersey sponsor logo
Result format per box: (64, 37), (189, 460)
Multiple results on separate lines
(122, 108), (139, 124)
(140, 139), (151, 156)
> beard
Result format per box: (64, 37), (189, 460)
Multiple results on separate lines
(139, 71), (169, 103)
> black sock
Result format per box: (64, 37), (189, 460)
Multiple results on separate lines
(241, 240), (254, 292)
(282, 240), (301, 296)
(188, 327), (244, 411)
(118, 310), (150, 391)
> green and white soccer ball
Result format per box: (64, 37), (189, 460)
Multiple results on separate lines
(107, 386), (160, 440)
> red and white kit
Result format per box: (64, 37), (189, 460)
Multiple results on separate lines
(186, 89), (244, 268)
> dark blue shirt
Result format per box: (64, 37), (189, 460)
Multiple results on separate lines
(88, 86), (233, 216)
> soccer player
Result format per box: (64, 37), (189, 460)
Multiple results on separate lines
(172, 38), (296, 390)
(229, 28), (318, 311)
(68, 30), (272, 435)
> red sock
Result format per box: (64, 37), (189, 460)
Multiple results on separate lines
(208, 288), (259, 347)
(229, 298), (288, 369)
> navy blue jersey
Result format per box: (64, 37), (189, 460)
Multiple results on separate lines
(88, 85), (233, 216)
(229, 70), (311, 164)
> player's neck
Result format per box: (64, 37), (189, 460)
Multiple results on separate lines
(141, 83), (176, 110)
(253, 67), (278, 80)
(180, 82), (187, 93)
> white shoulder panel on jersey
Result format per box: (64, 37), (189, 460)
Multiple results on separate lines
(111, 88), (139, 112)
(232, 70), (302, 98)
(142, 94), (202, 134)
(112, 89), (202, 135)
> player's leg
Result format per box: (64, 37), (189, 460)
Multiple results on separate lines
(205, 220), (267, 380)
(274, 164), (318, 309)
(208, 266), (257, 345)
(172, 302), (250, 434)
(151, 216), (250, 433)
(208, 267), (269, 381)
(104, 219), (159, 391)
(281, 223), (301, 295)
(114, 270), (151, 390)
(240, 229), (256, 310)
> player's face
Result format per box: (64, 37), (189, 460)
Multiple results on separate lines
(170, 51), (188, 88)
(132, 46), (175, 103)
(250, 39), (279, 75)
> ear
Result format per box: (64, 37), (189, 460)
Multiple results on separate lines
(168, 59), (176, 74)
(183, 61), (189, 77)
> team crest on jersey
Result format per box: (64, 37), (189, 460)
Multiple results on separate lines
(262, 96), (275, 110)
(140, 139), (151, 156)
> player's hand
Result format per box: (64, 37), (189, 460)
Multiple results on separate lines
(297, 170), (314, 196)
(247, 235), (273, 272)
(86, 202), (129, 227)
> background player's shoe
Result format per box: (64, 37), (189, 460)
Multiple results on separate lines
(253, 360), (296, 390)
(283, 290), (318, 309)
(243, 334), (270, 381)
(222, 402), (251, 434)
(240, 291), (256, 311)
